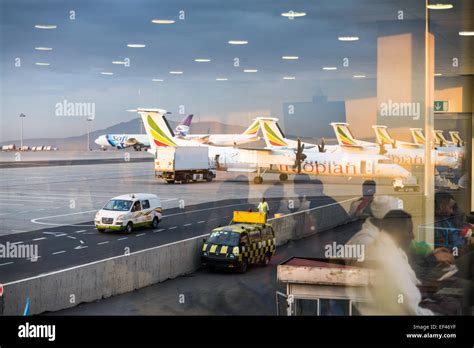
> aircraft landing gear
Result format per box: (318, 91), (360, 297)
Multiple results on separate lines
(279, 173), (288, 182)
(254, 176), (263, 184)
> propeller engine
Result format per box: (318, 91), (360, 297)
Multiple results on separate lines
(318, 137), (326, 153)
(294, 138), (307, 173)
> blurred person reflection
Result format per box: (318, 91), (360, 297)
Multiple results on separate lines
(355, 210), (434, 315)
(434, 192), (472, 251)
(348, 180), (376, 222)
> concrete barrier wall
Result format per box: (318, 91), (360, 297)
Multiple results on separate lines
(0, 196), (357, 315)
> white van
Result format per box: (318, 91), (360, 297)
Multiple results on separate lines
(95, 193), (162, 233)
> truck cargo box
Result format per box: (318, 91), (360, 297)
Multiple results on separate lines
(155, 146), (210, 172)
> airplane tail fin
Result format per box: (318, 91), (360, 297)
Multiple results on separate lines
(433, 130), (451, 147)
(256, 117), (289, 148)
(330, 123), (359, 146)
(242, 119), (260, 136)
(137, 108), (178, 150)
(410, 128), (425, 145)
(449, 131), (463, 146)
(180, 114), (194, 127)
(372, 125), (395, 147)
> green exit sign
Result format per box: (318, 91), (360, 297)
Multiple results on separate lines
(434, 100), (449, 112)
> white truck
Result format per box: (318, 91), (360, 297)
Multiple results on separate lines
(154, 147), (216, 184)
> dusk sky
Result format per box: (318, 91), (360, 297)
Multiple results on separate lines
(1, 0), (468, 141)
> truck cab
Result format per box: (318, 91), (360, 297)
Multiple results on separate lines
(201, 211), (276, 273)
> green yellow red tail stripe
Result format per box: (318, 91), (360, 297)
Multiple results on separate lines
(147, 115), (177, 147)
(336, 125), (357, 146)
(263, 122), (287, 146)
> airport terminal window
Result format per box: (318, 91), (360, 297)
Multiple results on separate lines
(1, 0), (473, 330)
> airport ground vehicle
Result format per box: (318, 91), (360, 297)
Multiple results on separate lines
(154, 146), (216, 184)
(94, 193), (162, 233)
(201, 211), (276, 273)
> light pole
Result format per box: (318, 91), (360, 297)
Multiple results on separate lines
(19, 113), (26, 149)
(86, 117), (93, 151)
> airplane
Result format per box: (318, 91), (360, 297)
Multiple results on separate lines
(328, 123), (458, 168)
(410, 128), (465, 162)
(178, 118), (261, 146)
(138, 109), (412, 188)
(94, 114), (194, 151)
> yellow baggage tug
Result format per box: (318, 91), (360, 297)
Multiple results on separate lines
(201, 211), (276, 273)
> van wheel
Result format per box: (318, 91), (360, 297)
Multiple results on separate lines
(261, 254), (271, 266)
(152, 217), (159, 229)
(125, 222), (133, 234)
(166, 180), (175, 184)
(253, 176), (263, 184)
(97, 228), (105, 233)
(238, 258), (248, 273)
(205, 173), (213, 182)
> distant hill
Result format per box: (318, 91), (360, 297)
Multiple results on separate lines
(0, 118), (248, 151)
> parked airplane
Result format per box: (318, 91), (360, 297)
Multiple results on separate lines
(179, 119), (261, 146)
(410, 128), (465, 162)
(139, 109), (412, 187)
(256, 117), (414, 187)
(329, 123), (458, 168)
(95, 114), (195, 150)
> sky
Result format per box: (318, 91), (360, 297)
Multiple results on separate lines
(0, 0), (468, 141)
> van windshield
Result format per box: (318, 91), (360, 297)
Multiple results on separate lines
(103, 200), (132, 211)
(207, 231), (240, 247)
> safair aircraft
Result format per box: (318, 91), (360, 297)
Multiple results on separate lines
(139, 109), (411, 185)
(328, 123), (458, 169)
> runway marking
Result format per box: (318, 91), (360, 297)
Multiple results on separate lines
(153, 229), (165, 233)
(67, 236), (77, 240)
(32, 237), (46, 241)
(79, 240), (84, 244)
(169, 226), (177, 230)
(117, 237), (128, 241)
(27, 256), (41, 262)
(0, 262), (14, 267)
(162, 202), (251, 218)
(55, 234), (67, 237)
(97, 241), (109, 245)
(183, 223), (192, 227)
(52, 251), (66, 255)
(10, 230), (27, 233)
(75, 230), (87, 233)
(136, 233), (146, 237)
(197, 220), (206, 224)
(31, 209), (97, 226)
(74, 245), (88, 250)
(0, 198), (54, 203)
(29, 202), (250, 227)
